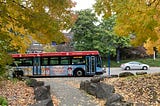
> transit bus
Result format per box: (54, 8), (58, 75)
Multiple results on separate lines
(11, 51), (104, 77)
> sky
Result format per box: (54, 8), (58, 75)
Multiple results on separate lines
(63, 0), (97, 33)
(71, 0), (96, 11)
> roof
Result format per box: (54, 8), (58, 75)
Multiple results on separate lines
(11, 51), (99, 58)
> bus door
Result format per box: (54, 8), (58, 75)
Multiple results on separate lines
(33, 57), (41, 75)
(86, 56), (96, 75)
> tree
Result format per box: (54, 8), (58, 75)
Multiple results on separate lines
(0, 0), (76, 52)
(94, 0), (160, 54)
(144, 37), (160, 59)
(0, 0), (76, 73)
(71, 10), (130, 59)
(0, 32), (13, 75)
(0, 33), (13, 64)
(43, 44), (56, 52)
(98, 15), (130, 61)
(71, 9), (99, 51)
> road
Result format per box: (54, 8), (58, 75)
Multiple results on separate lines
(37, 77), (100, 106)
(103, 67), (160, 76)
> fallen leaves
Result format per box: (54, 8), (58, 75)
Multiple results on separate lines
(103, 74), (160, 105)
(51, 95), (60, 106)
(1, 75), (159, 106)
(0, 80), (36, 106)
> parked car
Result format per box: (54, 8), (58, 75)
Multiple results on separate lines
(120, 61), (149, 70)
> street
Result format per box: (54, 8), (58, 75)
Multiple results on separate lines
(103, 67), (160, 76)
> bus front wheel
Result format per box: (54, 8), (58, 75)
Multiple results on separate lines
(74, 69), (84, 77)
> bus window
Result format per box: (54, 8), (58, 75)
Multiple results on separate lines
(23, 58), (33, 66)
(13, 58), (33, 66)
(11, 58), (22, 66)
(72, 57), (85, 65)
(41, 57), (49, 66)
(50, 57), (59, 65)
(60, 57), (70, 65)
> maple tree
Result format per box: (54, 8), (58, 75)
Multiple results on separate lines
(0, 0), (76, 72)
(94, 0), (160, 54)
(0, 0), (76, 52)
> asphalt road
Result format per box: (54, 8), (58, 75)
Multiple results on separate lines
(103, 67), (160, 76)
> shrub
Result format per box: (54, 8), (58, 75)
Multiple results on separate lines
(0, 96), (8, 106)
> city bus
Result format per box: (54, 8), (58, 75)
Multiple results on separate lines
(11, 51), (104, 77)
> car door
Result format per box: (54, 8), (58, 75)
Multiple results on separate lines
(129, 62), (136, 69)
(134, 62), (141, 69)
(130, 62), (139, 69)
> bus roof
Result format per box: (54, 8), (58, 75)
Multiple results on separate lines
(11, 51), (100, 58)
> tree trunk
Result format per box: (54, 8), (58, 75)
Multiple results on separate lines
(116, 48), (120, 63)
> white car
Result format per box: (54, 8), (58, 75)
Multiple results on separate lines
(120, 61), (149, 70)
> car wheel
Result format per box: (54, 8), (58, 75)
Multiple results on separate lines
(142, 66), (148, 70)
(125, 66), (130, 70)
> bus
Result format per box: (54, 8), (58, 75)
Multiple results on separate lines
(11, 51), (104, 77)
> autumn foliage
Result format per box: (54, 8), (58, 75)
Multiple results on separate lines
(0, 0), (76, 68)
(0, 0), (76, 53)
(94, 0), (160, 54)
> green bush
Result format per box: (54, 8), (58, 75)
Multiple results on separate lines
(0, 65), (5, 75)
(0, 96), (8, 106)
(102, 57), (160, 67)
(0, 66), (6, 80)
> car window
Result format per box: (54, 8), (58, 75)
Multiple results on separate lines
(129, 62), (141, 64)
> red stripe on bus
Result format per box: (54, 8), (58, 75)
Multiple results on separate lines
(11, 51), (99, 58)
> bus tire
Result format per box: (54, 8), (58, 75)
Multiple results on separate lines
(74, 69), (84, 77)
(13, 70), (24, 78)
(12, 72), (16, 78)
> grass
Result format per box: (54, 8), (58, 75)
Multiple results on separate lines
(102, 57), (160, 67)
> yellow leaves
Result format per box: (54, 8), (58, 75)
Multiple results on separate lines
(114, 24), (131, 36)
(9, 32), (31, 53)
(14, 26), (27, 35)
(4, 22), (32, 53)
(154, 27), (160, 37)
(95, 0), (160, 46)
(0, 0), (76, 54)
(144, 37), (160, 55)
(155, 37), (160, 52)
(144, 38), (155, 55)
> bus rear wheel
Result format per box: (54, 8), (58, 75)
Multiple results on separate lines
(74, 69), (84, 77)
(13, 70), (24, 78)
